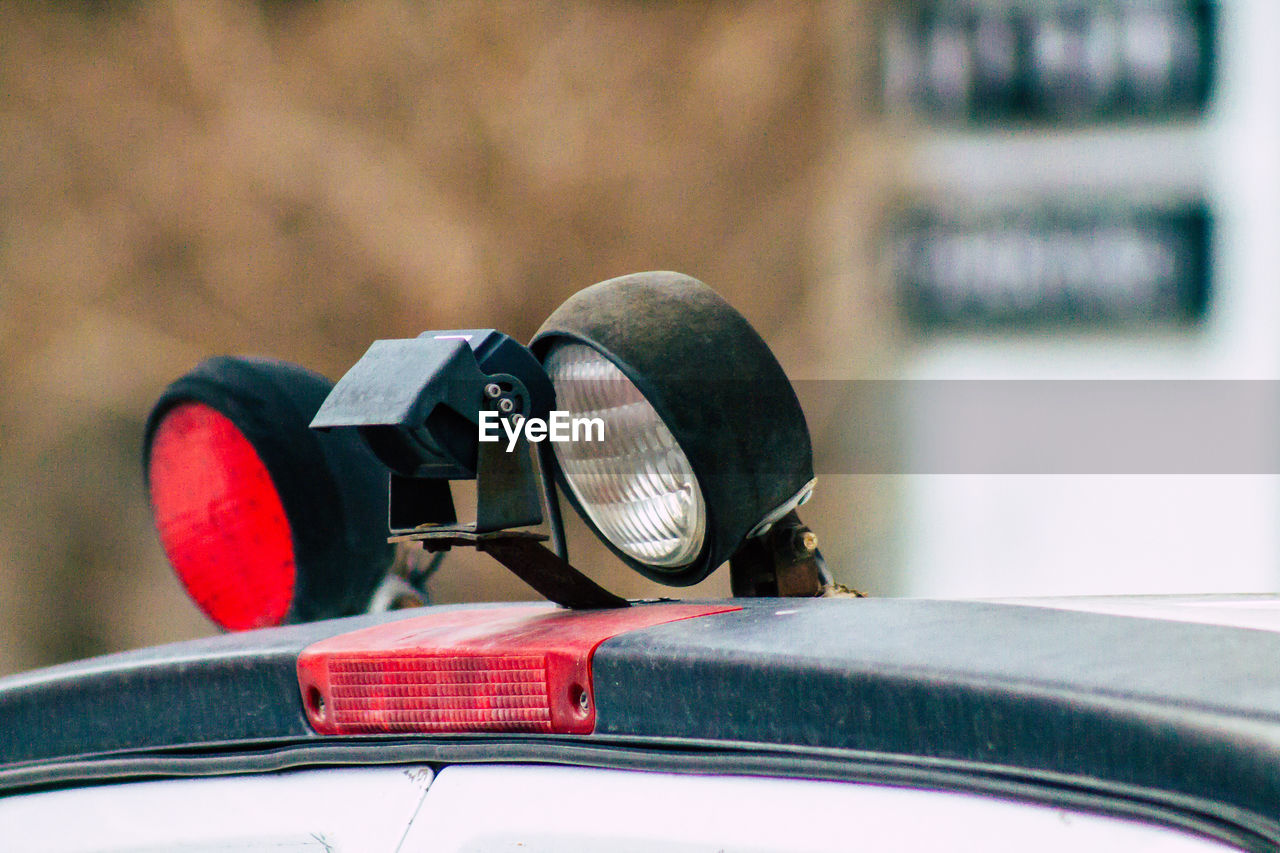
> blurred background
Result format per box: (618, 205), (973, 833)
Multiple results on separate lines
(1, 0), (1273, 676)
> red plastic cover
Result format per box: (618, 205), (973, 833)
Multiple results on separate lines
(148, 402), (296, 630)
(297, 603), (738, 735)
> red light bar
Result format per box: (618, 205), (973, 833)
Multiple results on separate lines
(297, 604), (738, 735)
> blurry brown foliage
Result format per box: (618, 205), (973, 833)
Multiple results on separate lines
(0, 1), (895, 674)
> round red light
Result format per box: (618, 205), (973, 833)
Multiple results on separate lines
(147, 402), (297, 630)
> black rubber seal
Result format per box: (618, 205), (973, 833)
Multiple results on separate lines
(0, 735), (1271, 852)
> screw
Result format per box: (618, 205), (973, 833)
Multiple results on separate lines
(797, 530), (818, 554)
(575, 686), (590, 713)
(308, 687), (326, 721)
(484, 383), (502, 399)
(390, 593), (425, 610)
(498, 397), (515, 413)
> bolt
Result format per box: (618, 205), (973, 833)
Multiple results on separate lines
(390, 593), (424, 610)
(484, 383), (502, 399)
(498, 397), (515, 413)
(576, 687), (590, 713)
(797, 530), (818, 553)
(308, 686), (326, 721)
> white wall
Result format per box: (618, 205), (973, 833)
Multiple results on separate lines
(895, 0), (1280, 596)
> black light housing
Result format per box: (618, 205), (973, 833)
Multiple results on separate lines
(143, 357), (394, 629)
(531, 271), (815, 586)
(312, 329), (554, 480)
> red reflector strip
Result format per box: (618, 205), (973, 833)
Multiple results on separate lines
(297, 604), (738, 735)
(325, 655), (550, 733)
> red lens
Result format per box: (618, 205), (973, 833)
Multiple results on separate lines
(296, 604), (740, 736)
(147, 402), (296, 630)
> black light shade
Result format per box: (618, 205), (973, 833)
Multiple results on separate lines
(143, 357), (393, 628)
(530, 271), (814, 586)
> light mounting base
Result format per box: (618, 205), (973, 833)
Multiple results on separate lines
(729, 511), (826, 598)
(390, 529), (628, 610)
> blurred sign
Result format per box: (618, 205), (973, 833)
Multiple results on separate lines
(883, 1), (1215, 124)
(892, 204), (1211, 328)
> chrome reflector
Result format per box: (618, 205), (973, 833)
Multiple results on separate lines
(543, 342), (706, 568)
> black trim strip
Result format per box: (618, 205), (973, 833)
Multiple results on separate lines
(0, 735), (1271, 852)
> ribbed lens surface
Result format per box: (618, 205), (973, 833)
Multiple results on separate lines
(544, 342), (705, 568)
(148, 402), (296, 630)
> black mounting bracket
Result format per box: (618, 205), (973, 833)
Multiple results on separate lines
(389, 528), (627, 609)
(728, 511), (826, 598)
(385, 436), (626, 609)
(312, 329), (626, 610)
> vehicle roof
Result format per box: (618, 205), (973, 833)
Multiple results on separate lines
(3, 596), (1280, 849)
